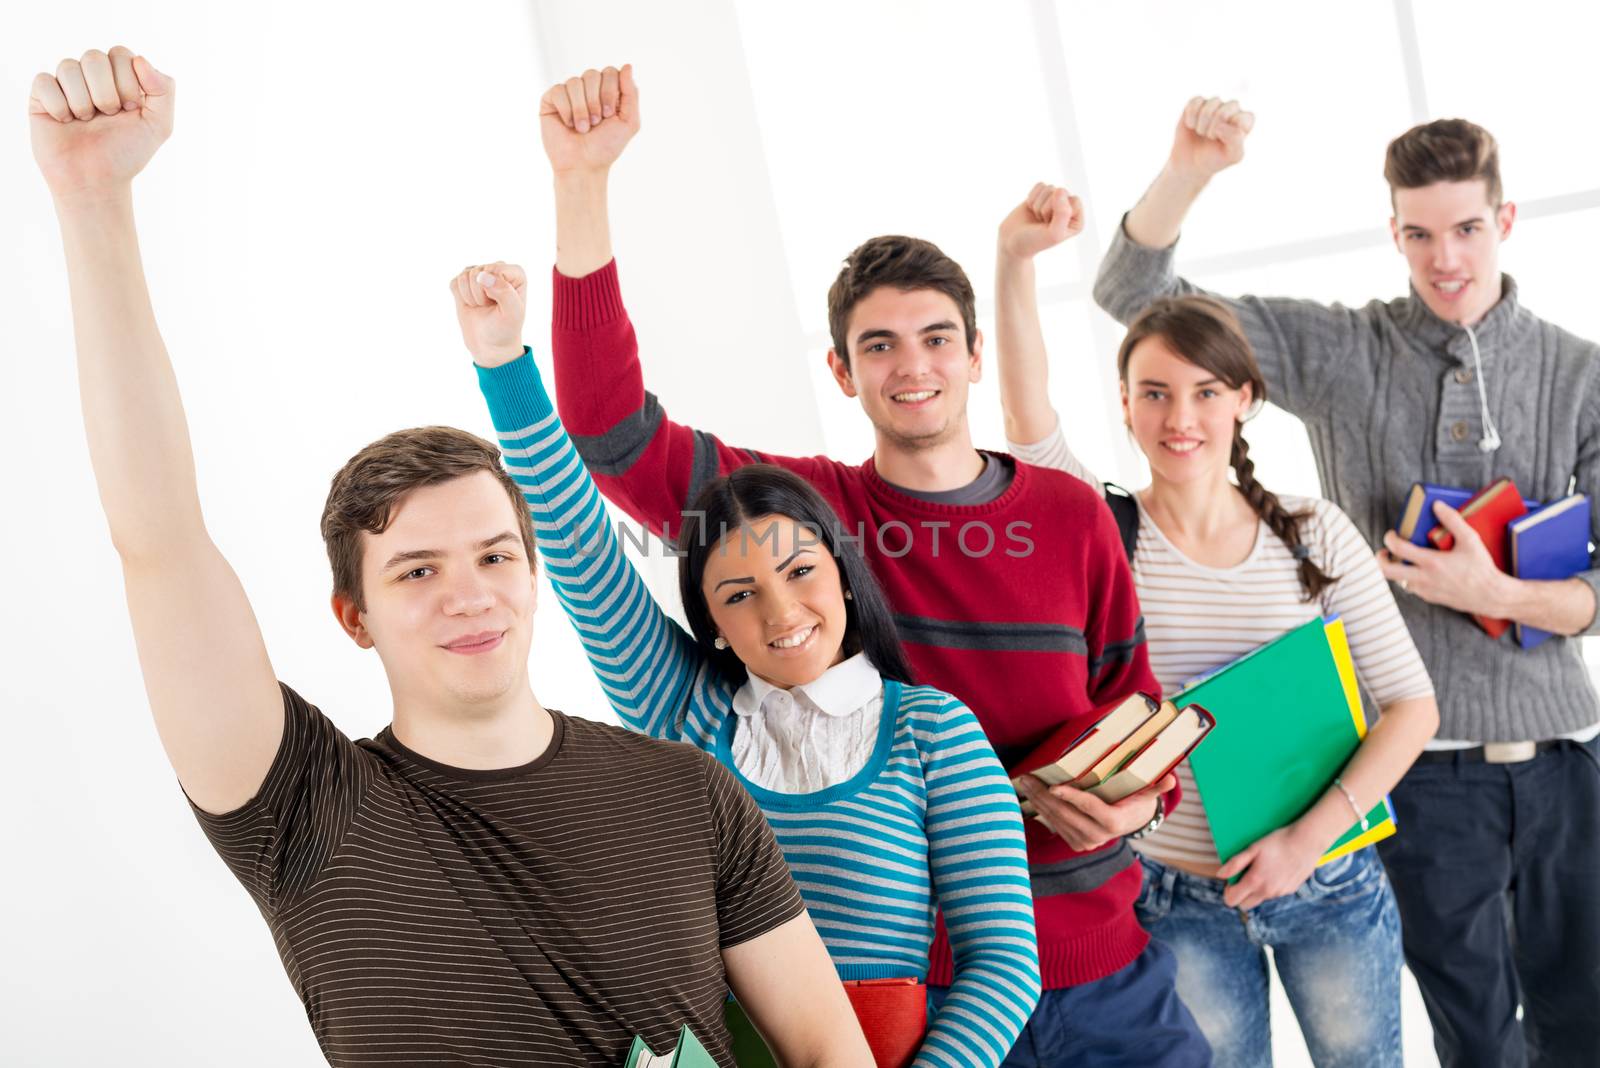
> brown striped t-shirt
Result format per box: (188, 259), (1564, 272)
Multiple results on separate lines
(192, 684), (804, 1067)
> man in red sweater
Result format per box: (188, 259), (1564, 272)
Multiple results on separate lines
(517, 65), (1210, 1066)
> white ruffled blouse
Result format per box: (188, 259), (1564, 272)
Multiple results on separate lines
(728, 652), (884, 792)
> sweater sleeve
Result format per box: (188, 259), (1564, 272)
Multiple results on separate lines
(477, 349), (705, 743)
(550, 260), (831, 537)
(914, 696), (1040, 1068)
(1570, 379), (1600, 636)
(1092, 217), (1368, 420)
(1006, 415), (1102, 488)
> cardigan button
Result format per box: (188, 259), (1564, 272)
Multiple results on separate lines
(1450, 420), (1471, 442)
(1455, 367), (1474, 384)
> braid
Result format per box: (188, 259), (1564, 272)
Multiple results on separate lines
(1231, 427), (1338, 601)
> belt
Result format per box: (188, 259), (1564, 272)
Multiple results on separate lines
(1412, 740), (1565, 766)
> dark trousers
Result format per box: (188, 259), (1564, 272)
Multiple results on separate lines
(930, 940), (1212, 1067)
(1377, 735), (1600, 1068)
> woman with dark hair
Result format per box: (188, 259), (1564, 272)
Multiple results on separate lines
(993, 186), (1438, 1068)
(677, 463), (917, 694)
(472, 350), (1039, 1067)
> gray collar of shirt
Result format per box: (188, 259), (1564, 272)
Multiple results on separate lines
(883, 451), (1015, 506)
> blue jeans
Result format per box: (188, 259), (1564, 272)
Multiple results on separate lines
(1377, 737), (1600, 1068)
(929, 941), (1211, 1067)
(1134, 847), (1402, 1068)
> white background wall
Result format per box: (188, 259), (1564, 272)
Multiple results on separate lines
(4, 2), (1597, 1064)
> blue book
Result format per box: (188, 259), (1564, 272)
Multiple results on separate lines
(1397, 482), (1539, 547)
(1509, 495), (1593, 649)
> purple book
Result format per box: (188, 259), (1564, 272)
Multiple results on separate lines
(1510, 495), (1593, 649)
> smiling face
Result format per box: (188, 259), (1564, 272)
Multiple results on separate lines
(1391, 179), (1515, 325)
(827, 285), (983, 452)
(699, 513), (849, 689)
(1122, 335), (1254, 488)
(333, 471), (537, 714)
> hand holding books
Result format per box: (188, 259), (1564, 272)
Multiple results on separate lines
(1015, 772), (1178, 852)
(1011, 692), (1212, 850)
(1382, 480), (1591, 643)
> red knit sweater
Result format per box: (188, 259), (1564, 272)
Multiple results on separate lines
(550, 260), (1165, 988)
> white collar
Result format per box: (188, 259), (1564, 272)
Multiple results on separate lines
(731, 652), (881, 720)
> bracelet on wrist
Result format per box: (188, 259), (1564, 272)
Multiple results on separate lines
(1128, 796), (1166, 840)
(1332, 777), (1369, 832)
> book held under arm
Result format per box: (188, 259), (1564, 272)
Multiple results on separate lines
(624, 1026), (716, 1068)
(1509, 494), (1593, 649)
(724, 977), (925, 1068)
(1175, 617), (1396, 869)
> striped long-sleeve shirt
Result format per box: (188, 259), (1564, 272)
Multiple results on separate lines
(1009, 422), (1435, 869)
(478, 354), (1040, 1068)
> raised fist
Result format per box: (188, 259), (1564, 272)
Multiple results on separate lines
(539, 65), (639, 175)
(29, 47), (174, 201)
(1168, 97), (1254, 182)
(999, 183), (1084, 261)
(451, 262), (528, 367)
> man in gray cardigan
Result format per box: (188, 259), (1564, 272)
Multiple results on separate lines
(1094, 98), (1600, 1068)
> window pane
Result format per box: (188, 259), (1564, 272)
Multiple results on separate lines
(1059, 0), (1413, 259)
(1496, 206), (1600, 344)
(1415, 2), (1600, 203)
(738, 0), (1077, 331)
(1026, 301), (1126, 482)
(808, 339), (880, 462)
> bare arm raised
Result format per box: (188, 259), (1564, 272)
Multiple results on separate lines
(32, 48), (281, 815)
(540, 64), (639, 281)
(994, 182), (1088, 454)
(1124, 96), (1254, 250)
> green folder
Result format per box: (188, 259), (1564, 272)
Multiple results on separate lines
(722, 999), (778, 1068)
(624, 1025), (718, 1068)
(1172, 616), (1396, 867)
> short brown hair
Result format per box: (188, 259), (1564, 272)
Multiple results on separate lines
(826, 236), (977, 369)
(1383, 118), (1501, 206)
(320, 426), (535, 610)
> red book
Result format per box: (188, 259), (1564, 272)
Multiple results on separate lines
(1426, 477), (1528, 638)
(1092, 703), (1215, 803)
(843, 978), (926, 1068)
(1008, 692), (1160, 788)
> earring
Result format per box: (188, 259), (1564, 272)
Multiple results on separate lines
(844, 590), (853, 601)
(713, 636), (729, 650)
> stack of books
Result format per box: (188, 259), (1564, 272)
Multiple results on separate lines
(1397, 481), (1590, 647)
(1010, 692), (1215, 812)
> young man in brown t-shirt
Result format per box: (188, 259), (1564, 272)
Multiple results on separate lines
(28, 45), (871, 1068)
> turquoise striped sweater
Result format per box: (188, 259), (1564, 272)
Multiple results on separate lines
(477, 354), (1039, 1067)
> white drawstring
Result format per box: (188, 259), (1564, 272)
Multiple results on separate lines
(1463, 322), (1502, 453)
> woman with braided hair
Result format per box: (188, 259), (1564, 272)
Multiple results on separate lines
(992, 184), (1440, 1067)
